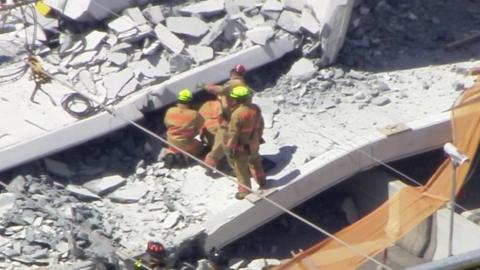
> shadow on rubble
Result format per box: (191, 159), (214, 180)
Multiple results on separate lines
(263, 145), (297, 176)
(337, 0), (480, 73)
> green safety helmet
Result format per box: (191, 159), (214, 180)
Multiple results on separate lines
(230, 86), (250, 99)
(177, 88), (193, 102)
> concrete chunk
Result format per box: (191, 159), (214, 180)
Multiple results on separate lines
(108, 182), (148, 203)
(130, 59), (169, 78)
(0, 193), (15, 217)
(288, 58), (316, 81)
(282, 0), (303, 12)
(240, 14), (265, 29)
(234, 0), (261, 9)
(66, 185), (100, 200)
(200, 17), (228, 45)
(163, 211), (181, 229)
(166, 17), (209, 38)
(277, 10), (301, 33)
(69, 51), (98, 67)
(224, 0), (240, 16)
(180, 0), (225, 16)
(104, 68), (137, 99)
(44, 158), (74, 178)
(124, 7), (147, 25)
(246, 26), (274, 45)
(143, 5), (164, 24)
(110, 42), (132, 52)
(108, 15), (136, 34)
(108, 51), (128, 67)
(84, 30), (107, 51)
(147, 56), (171, 77)
(187, 45), (214, 64)
(154, 24), (185, 54)
(262, 0), (284, 11)
(300, 8), (320, 35)
(83, 175), (126, 196)
(78, 69), (96, 92)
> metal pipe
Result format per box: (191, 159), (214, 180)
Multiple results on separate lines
(448, 162), (457, 257)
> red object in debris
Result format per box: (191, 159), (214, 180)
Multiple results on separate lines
(147, 241), (165, 254)
(231, 64), (246, 75)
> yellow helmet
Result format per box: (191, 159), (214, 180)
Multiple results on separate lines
(177, 89), (193, 102)
(230, 86), (250, 99)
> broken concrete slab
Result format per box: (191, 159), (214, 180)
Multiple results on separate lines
(225, 0), (241, 16)
(143, 5), (165, 24)
(124, 7), (147, 25)
(262, 0), (284, 11)
(277, 10), (301, 33)
(78, 69), (96, 92)
(107, 51), (128, 67)
(283, 0), (304, 12)
(108, 182), (148, 203)
(300, 8), (320, 35)
(103, 68), (137, 99)
(246, 26), (274, 46)
(108, 15), (137, 34)
(200, 17), (229, 45)
(166, 17), (209, 38)
(83, 175), (126, 196)
(288, 58), (316, 81)
(146, 56), (171, 77)
(235, 0), (261, 9)
(69, 51), (98, 67)
(154, 24), (185, 54)
(187, 45), (214, 64)
(84, 30), (107, 51)
(44, 158), (74, 178)
(240, 14), (266, 29)
(180, 0), (225, 17)
(0, 193), (15, 217)
(110, 42), (132, 52)
(66, 185), (101, 200)
(163, 211), (181, 229)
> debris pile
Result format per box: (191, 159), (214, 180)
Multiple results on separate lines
(1, 0), (326, 109)
(0, 175), (120, 269)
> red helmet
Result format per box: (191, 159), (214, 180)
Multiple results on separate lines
(147, 241), (165, 254)
(231, 64), (245, 75)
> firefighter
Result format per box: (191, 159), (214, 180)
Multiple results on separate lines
(198, 99), (229, 169)
(224, 86), (266, 200)
(197, 64), (247, 168)
(163, 89), (204, 169)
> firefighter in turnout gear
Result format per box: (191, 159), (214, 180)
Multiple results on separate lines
(163, 89), (204, 169)
(224, 86), (266, 200)
(197, 64), (247, 169)
(198, 99), (228, 168)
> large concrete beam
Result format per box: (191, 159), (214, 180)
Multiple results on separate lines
(200, 113), (452, 250)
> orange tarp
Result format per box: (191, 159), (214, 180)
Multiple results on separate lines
(275, 79), (480, 270)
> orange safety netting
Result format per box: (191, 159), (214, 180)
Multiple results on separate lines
(274, 79), (480, 270)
